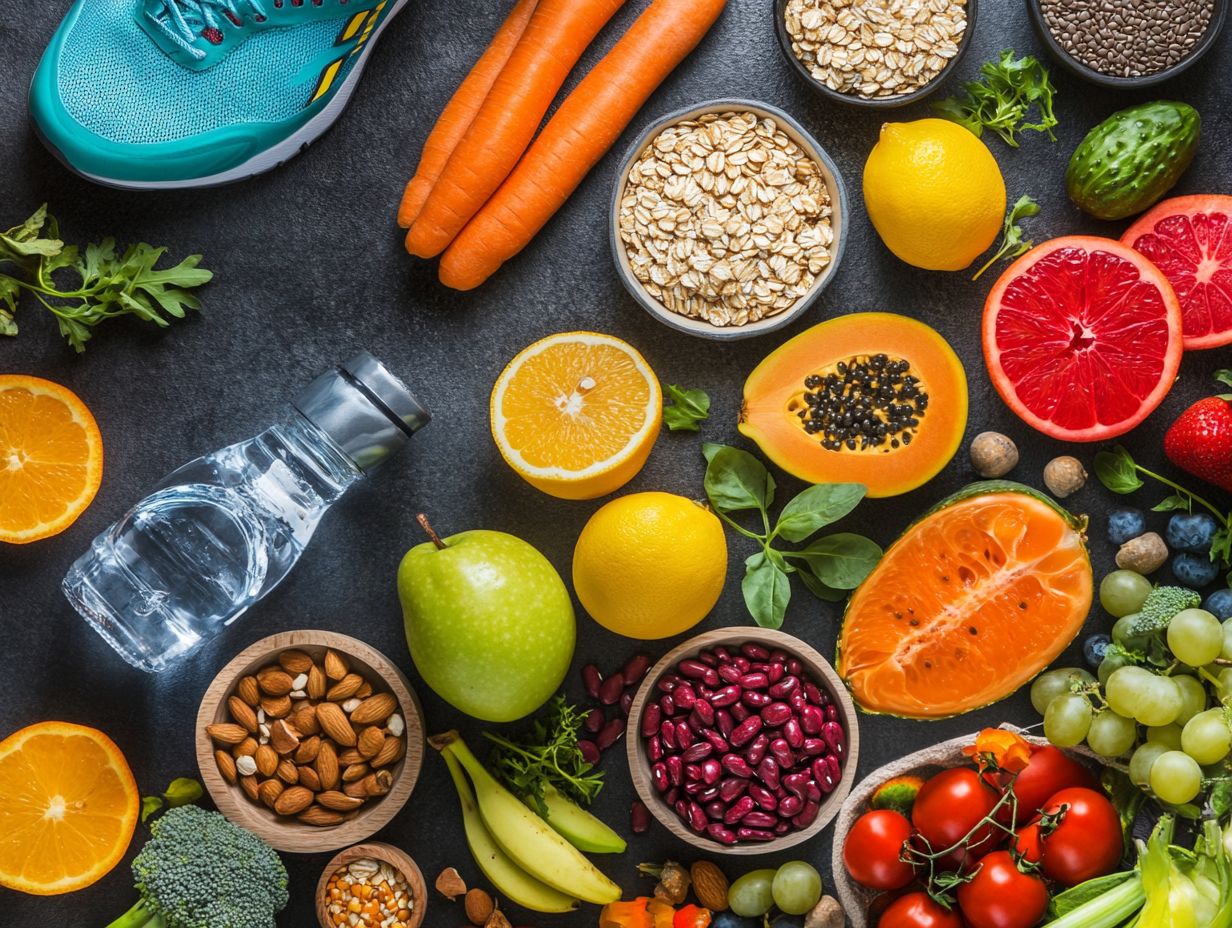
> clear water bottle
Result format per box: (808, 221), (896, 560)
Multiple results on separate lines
(63, 352), (429, 672)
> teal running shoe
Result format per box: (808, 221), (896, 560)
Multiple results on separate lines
(30, 0), (408, 188)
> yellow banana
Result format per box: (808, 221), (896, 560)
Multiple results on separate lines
(437, 731), (621, 905)
(440, 751), (578, 914)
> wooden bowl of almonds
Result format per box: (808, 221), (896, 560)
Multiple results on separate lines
(196, 630), (425, 853)
(611, 99), (848, 340)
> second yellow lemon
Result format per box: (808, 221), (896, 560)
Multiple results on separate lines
(863, 118), (1006, 272)
(573, 492), (726, 640)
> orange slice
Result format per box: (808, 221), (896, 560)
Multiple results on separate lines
(0, 375), (103, 543)
(0, 721), (139, 894)
(490, 332), (662, 499)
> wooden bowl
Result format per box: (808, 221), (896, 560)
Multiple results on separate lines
(196, 630), (425, 853)
(626, 627), (859, 855)
(315, 841), (427, 928)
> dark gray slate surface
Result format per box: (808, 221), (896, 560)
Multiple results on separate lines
(2, 0), (1231, 924)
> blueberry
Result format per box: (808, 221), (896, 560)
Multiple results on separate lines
(1084, 633), (1111, 669)
(1205, 589), (1232, 620)
(1107, 507), (1147, 545)
(1172, 552), (1220, 588)
(1166, 512), (1218, 554)
(713, 914), (759, 928)
(769, 918), (804, 928)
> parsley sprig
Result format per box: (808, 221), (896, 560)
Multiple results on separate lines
(973, 195), (1040, 281)
(0, 205), (212, 352)
(484, 695), (604, 815)
(934, 51), (1058, 148)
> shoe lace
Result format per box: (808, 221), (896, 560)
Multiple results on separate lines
(151, 0), (268, 59)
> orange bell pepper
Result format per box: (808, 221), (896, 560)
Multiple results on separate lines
(673, 905), (712, 928)
(600, 898), (654, 928)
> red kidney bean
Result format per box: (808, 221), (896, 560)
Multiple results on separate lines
(666, 755), (683, 786)
(682, 742), (714, 764)
(783, 771), (810, 798)
(675, 720), (694, 750)
(740, 672), (769, 690)
(823, 755), (841, 790)
(767, 662), (785, 684)
(690, 801), (710, 834)
(801, 737), (826, 757)
(582, 664), (602, 699)
(698, 785), (720, 803)
(710, 685), (741, 708)
(782, 718), (804, 749)
(757, 756), (781, 791)
(696, 650), (718, 667)
(641, 703), (662, 737)
(631, 800), (650, 833)
(742, 810), (777, 829)
(647, 736), (664, 762)
(690, 704), (713, 730)
(733, 656), (751, 674)
(673, 683), (696, 711)
(678, 659), (711, 680)
(770, 738), (796, 768)
(742, 690), (771, 709)
(620, 691), (634, 716)
(789, 692), (807, 713)
(729, 715), (763, 747)
(721, 754), (754, 778)
(684, 779), (703, 797)
(724, 795), (755, 825)
(701, 758), (722, 785)
(786, 658), (803, 675)
(660, 695), (676, 717)
(799, 704), (824, 735)
(774, 821), (791, 835)
(806, 780), (821, 802)
(705, 800), (726, 820)
(675, 799), (688, 818)
(665, 786), (680, 806)
(597, 718), (625, 751)
(769, 675), (798, 699)
(623, 654), (651, 687)
(741, 643), (770, 660)
(714, 645), (732, 662)
(824, 704), (839, 723)
(792, 800), (820, 829)
(778, 794), (803, 818)
(584, 708), (605, 734)
(657, 674), (680, 694)
(770, 648), (789, 662)
(730, 703), (750, 723)
(737, 827), (776, 842)
(822, 720), (845, 759)
(804, 682), (823, 705)
(701, 729), (729, 754)
(716, 710), (734, 739)
(718, 664), (743, 684)
(685, 763), (702, 783)
(707, 823), (737, 844)
(748, 783), (777, 811)
(761, 702), (793, 727)
(660, 719), (677, 751)
(719, 777), (749, 802)
(599, 672), (625, 705)
(651, 762), (669, 792)
(746, 732), (770, 766)
(578, 739), (600, 765)
(812, 756), (837, 793)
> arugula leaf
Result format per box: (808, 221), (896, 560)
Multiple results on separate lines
(934, 51), (1058, 147)
(702, 442), (775, 513)
(663, 384), (710, 432)
(742, 551), (791, 629)
(788, 533), (883, 590)
(774, 483), (866, 543)
(1094, 446), (1144, 494)
(972, 195), (1040, 281)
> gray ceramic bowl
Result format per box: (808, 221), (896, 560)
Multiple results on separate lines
(610, 99), (848, 341)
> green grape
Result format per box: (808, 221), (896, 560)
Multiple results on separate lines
(1098, 653), (1130, 685)
(1112, 614), (1150, 651)
(1045, 693), (1093, 747)
(1134, 674), (1183, 727)
(772, 861), (823, 916)
(1100, 570), (1153, 617)
(1219, 667), (1232, 694)
(1173, 674), (1208, 725)
(1105, 666), (1154, 718)
(1168, 609), (1224, 666)
(1030, 667), (1095, 716)
(1150, 750), (1203, 804)
(730, 869), (777, 917)
(1087, 709), (1138, 756)
(1181, 708), (1232, 765)
(1221, 619), (1232, 660)
(1129, 742), (1168, 787)
(1146, 723), (1183, 749)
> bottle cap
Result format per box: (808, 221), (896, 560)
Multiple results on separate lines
(294, 352), (430, 471)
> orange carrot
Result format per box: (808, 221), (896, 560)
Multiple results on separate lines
(396, 0), (538, 229)
(405, 0), (627, 259)
(438, 0), (727, 290)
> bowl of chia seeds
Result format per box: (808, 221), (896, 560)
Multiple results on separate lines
(1028, 0), (1227, 87)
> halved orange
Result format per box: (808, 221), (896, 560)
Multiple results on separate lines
(837, 483), (1093, 719)
(490, 332), (662, 500)
(0, 721), (139, 895)
(0, 375), (103, 543)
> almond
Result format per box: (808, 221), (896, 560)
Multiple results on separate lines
(326, 673), (364, 702)
(435, 867), (467, 900)
(316, 741), (340, 790)
(344, 780), (369, 799)
(323, 649), (348, 681)
(338, 748), (366, 766)
(276, 758), (300, 784)
(371, 735), (405, 768)
(237, 675), (261, 707)
(278, 649), (314, 674)
(484, 906), (512, 928)
(215, 750), (237, 784)
(363, 770), (393, 797)
(298, 805), (345, 826)
(317, 790), (364, 811)
(291, 705), (319, 737)
(258, 779), (284, 809)
(690, 860), (730, 912)
(298, 765), (322, 792)
(232, 737), (258, 758)
(355, 681), (373, 698)
(255, 744), (279, 778)
(206, 722), (248, 745)
(240, 774), (260, 803)
(342, 762), (371, 784)
(294, 735), (322, 765)
(315, 702), (356, 746)
(256, 666), (294, 696)
(350, 692), (398, 726)
(306, 664), (327, 699)
(269, 719), (301, 755)
(273, 785), (314, 815)
(260, 694), (292, 719)
(357, 726), (384, 759)
(228, 696), (258, 733)
(465, 888), (495, 926)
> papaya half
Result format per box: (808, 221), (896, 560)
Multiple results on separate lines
(738, 313), (967, 498)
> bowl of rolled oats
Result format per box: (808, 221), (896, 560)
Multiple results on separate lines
(776, 0), (977, 107)
(611, 100), (847, 339)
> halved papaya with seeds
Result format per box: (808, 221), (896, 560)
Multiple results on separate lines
(738, 313), (967, 498)
(837, 482), (1093, 719)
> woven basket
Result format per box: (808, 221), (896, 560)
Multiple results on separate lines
(829, 726), (1098, 928)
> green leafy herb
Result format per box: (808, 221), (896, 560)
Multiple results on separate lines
(0, 205), (211, 352)
(701, 442), (882, 628)
(933, 51), (1058, 148)
(663, 384), (710, 432)
(484, 695), (604, 815)
(972, 195), (1040, 281)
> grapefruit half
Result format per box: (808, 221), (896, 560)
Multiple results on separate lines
(983, 236), (1183, 441)
(1122, 194), (1232, 350)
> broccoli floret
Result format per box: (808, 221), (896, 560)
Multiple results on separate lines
(105, 806), (288, 928)
(1130, 585), (1203, 635)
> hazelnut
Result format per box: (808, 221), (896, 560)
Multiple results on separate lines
(464, 888), (494, 926)
(1044, 455), (1087, 498)
(805, 896), (845, 928)
(1117, 531), (1169, 575)
(970, 431), (1018, 478)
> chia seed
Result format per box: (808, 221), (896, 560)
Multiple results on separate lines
(792, 354), (928, 452)
(1039, 0), (1215, 78)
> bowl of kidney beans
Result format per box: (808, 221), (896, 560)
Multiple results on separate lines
(626, 628), (859, 854)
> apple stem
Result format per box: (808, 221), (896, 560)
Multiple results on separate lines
(416, 513), (447, 550)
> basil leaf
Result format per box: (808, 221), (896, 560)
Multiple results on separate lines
(702, 443), (774, 514)
(663, 384), (710, 432)
(790, 533), (883, 589)
(798, 568), (848, 603)
(1094, 447), (1143, 494)
(774, 483), (867, 542)
(1152, 493), (1192, 513)
(742, 551), (790, 629)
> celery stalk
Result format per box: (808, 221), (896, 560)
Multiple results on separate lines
(1044, 875), (1145, 928)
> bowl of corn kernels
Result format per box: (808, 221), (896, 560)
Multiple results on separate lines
(315, 842), (426, 928)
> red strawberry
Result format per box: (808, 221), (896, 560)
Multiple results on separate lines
(1164, 371), (1232, 493)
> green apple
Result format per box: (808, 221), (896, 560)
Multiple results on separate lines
(398, 523), (575, 722)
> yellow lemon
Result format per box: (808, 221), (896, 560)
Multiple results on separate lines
(863, 118), (1006, 271)
(573, 492), (727, 640)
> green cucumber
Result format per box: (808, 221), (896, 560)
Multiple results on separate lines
(1066, 101), (1201, 221)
